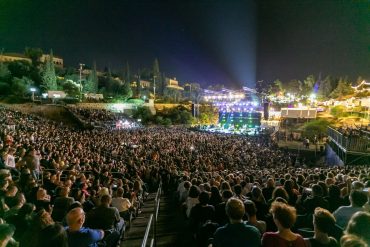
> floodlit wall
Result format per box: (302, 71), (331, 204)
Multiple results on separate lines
(281, 108), (317, 119)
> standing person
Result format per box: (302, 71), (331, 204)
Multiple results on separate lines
(262, 201), (306, 247)
(66, 207), (104, 247)
(3, 147), (20, 178)
(24, 148), (40, 181)
(212, 198), (261, 247)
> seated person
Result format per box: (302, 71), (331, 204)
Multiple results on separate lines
(244, 199), (266, 234)
(66, 207), (104, 247)
(333, 191), (367, 229)
(85, 194), (125, 234)
(189, 191), (215, 232)
(262, 201), (306, 247)
(215, 190), (233, 226)
(111, 187), (132, 221)
(212, 198), (261, 247)
(304, 207), (339, 247)
(52, 186), (75, 222)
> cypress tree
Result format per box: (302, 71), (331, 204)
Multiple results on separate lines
(41, 49), (57, 90)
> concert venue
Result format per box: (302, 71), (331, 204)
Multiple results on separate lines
(1, 1), (370, 247)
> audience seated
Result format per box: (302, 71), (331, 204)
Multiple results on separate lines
(303, 207), (339, 247)
(333, 190), (367, 229)
(262, 201), (306, 247)
(66, 207), (104, 247)
(211, 198), (260, 247)
(0, 107), (369, 247)
(244, 199), (266, 234)
(344, 211), (370, 246)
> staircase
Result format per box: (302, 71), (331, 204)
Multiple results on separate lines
(122, 194), (196, 247)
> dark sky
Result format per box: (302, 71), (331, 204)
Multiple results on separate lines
(0, 0), (369, 88)
(257, 0), (370, 84)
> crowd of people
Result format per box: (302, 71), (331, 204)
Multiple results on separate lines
(68, 107), (141, 129)
(0, 106), (369, 247)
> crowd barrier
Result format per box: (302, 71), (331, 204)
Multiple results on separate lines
(328, 127), (369, 152)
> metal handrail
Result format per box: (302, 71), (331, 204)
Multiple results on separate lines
(141, 181), (162, 247)
(141, 214), (153, 247)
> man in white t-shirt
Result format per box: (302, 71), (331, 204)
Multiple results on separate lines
(111, 187), (132, 220)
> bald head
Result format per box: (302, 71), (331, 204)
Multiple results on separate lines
(67, 207), (85, 228)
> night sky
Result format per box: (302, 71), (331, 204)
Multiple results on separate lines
(0, 0), (369, 88)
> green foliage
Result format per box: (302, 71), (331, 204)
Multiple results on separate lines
(303, 119), (331, 139)
(62, 80), (80, 97)
(24, 47), (43, 66)
(197, 105), (218, 125)
(354, 90), (370, 98)
(121, 81), (133, 100)
(330, 79), (354, 99)
(302, 75), (316, 95)
(163, 87), (182, 102)
(318, 75), (334, 99)
(269, 79), (284, 95)
(132, 107), (153, 123)
(10, 77), (33, 97)
(330, 105), (346, 118)
(133, 105), (193, 125)
(7, 60), (32, 78)
(127, 98), (144, 104)
(41, 50), (57, 90)
(284, 79), (302, 95)
(0, 62), (11, 81)
(0, 81), (11, 96)
(84, 63), (98, 93)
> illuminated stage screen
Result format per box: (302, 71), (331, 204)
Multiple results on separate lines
(219, 112), (261, 129)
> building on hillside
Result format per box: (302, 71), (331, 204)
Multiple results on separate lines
(165, 77), (184, 91)
(130, 80), (151, 90)
(0, 53), (32, 63)
(40, 54), (64, 68)
(280, 107), (317, 119)
(163, 77), (184, 102)
(0, 52), (64, 68)
(352, 80), (370, 92)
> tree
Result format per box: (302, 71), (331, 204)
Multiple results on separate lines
(62, 80), (80, 97)
(123, 61), (131, 83)
(318, 75), (334, 99)
(284, 79), (302, 95)
(255, 80), (270, 96)
(330, 79), (354, 99)
(270, 79), (284, 95)
(7, 60), (32, 79)
(120, 80), (133, 99)
(303, 119), (330, 139)
(302, 75), (316, 96)
(84, 62), (98, 93)
(10, 77), (33, 97)
(41, 49), (57, 91)
(24, 47), (43, 66)
(0, 59), (10, 82)
(152, 58), (162, 95)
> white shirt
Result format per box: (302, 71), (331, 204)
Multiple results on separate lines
(4, 154), (15, 168)
(112, 197), (132, 212)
